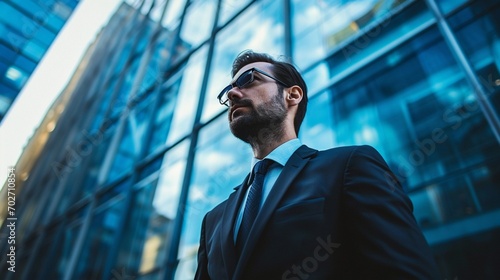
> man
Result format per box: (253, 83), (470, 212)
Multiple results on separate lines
(195, 50), (440, 280)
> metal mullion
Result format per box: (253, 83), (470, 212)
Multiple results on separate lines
(101, 1), (175, 278)
(163, 0), (223, 278)
(61, 2), (157, 279)
(424, 0), (500, 143)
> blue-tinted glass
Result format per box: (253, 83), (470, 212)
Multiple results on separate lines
(14, 54), (37, 73)
(0, 60), (8, 78)
(0, 27), (27, 50)
(106, 124), (136, 184)
(300, 90), (335, 150)
(0, 28), (21, 64)
(449, 0), (500, 120)
(3, 66), (29, 89)
(60, 0), (78, 10)
(164, 47), (207, 146)
(45, 13), (65, 32)
(178, 115), (251, 278)
(180, 0), (217, 48)
(436, 0), (470, 14)
(53, 1), (74, 19)
(0, 3), (31, 32)
(147, 79), (180, 154)
(27, 225), (64, 278)
(302, 62), (330, 97)
(74, 190), (128, 279)
(203, 0), (285, 122)
(10, 0), (53, 25)
(292, 0), (416, 69)
(55, 122), (117, 216)
(45, 221), (82, 278)
(114, 141), (189, 275)
(22, 40), (47, 61)
(329, 24), (500, 189)
(218, 0), (252, 26)
(88, 77), (117, 134)
(110, 58), (140, 119)
(0, 83), (18, 99)
(472, 161), (500, 212)
(431, 228), (500, 279)
(14, 177), (54, 239)
(32, 25), (57, 46)
(106, 92), (155, 184)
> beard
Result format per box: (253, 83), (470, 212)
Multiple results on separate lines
(229, 91), (287, 146)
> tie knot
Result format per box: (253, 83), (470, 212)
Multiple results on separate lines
(253, 159), (273, 175)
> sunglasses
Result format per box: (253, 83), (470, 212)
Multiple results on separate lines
(217, 67), (289, 106)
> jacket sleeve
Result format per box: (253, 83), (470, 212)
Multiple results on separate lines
(194, 215), (210, 280)
(342, 145), (440, 279)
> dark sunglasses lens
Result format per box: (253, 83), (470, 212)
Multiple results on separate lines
(236, 70), (253, 87)
(219, 85), (232, 99)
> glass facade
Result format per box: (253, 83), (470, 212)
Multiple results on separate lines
(1, 0), (500, 279)
(0, 0), (79, 122)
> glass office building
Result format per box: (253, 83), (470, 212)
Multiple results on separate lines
(1, 0), (499, 279)
(0, 0), (79, 122)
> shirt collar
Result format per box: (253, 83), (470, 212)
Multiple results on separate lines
(250, 138), (302, 170)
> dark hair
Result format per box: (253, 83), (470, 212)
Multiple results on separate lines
(231, 50), (308, 134)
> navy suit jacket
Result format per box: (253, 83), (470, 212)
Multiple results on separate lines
(195, 145), (440, 279)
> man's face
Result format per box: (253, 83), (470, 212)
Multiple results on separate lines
(227, 62), (287, 143)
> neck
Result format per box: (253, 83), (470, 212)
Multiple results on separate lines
(250, 130), (297, 159)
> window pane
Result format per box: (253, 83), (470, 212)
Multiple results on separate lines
(324, 19), (500, 226)
(45, 13), (65, 32)
(176, 115), (252, 279)
(14, 54), (37, 73)
(0, 28), (27, 50)
(449, 0), (500, 122)
(55, 121), (117, 215)
(300, 90), (335, 150)
(74, 183), (130, 279)
(32, 25), (57, 46)
(180, 0), (217, 48)
(202, 0), (286, 123)
(292, 0), (417, 69)
(4, 66), (29, 89)
(165, 47), (207, 146)
(113, 140), (189, 276)
(22, 40), (47, 61)
(147, 67), (185, 153)
(437, 0), (471, 14)
(218, 0), (252, 26)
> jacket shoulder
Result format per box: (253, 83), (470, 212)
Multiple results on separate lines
(316, 144), (374, 158)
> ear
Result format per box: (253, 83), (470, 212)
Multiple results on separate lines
(285, 85), (303, 107)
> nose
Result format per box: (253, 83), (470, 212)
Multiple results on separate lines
(227, 87), (243, 104)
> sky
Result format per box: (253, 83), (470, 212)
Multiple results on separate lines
(0, 0), (123, 188)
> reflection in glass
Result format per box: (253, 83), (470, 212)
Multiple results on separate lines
(113, 140), (189, 275)
(300, 90), (335, 150)
(292, 0), (413, 69)
(175, 116), (251, 279)
(74, 183), (130, 279)
(202, 0), (285, 123)
(27, 207), (87, 279)
(147, 74), (182, 154)
(180, 0), (217, 48)
(450, 0), (500, 119)
(165, 47), (207, 145)
(107, 92), (155, 184)
(327, 25), (492, 189)
(50, 124), (110, 217)
(218, 0), (252, 26)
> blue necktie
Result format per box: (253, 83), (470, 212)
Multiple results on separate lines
(236, 159), (273, 253)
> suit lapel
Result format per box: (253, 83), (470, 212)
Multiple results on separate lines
(233, 145), (318, 279)
(220, 173), (250, 279)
